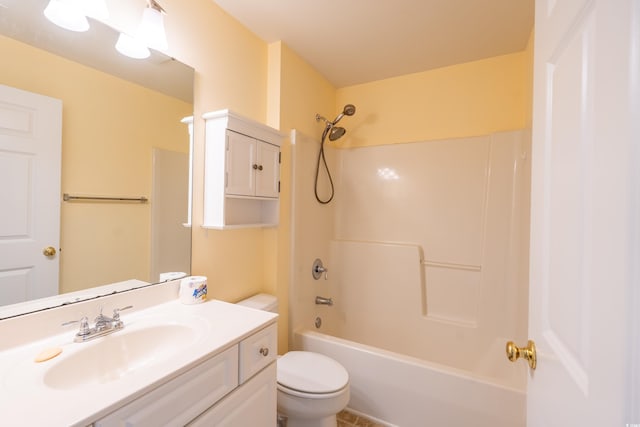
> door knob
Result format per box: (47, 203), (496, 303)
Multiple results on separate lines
(43, 246), (57, 257)
(505, 340), (537, 369)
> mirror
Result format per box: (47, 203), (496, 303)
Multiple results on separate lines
(0, 0), (194, 318)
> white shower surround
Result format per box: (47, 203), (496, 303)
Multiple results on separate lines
(289, 129), (530, 425)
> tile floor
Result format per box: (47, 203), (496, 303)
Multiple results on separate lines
(337, 410), (385, 427)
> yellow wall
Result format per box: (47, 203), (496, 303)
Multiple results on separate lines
(0, 35), (191, 293)
(145, 3), (532, 357)
(266, 42), (337, 353)
(4, 0), (533, 356)
(137, 0), (270, 307)
(335, 51), (531, 148)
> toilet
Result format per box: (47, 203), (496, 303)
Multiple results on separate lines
(237, 293), (350, 427)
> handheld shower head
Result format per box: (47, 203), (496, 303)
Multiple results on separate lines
(313, 103), (356, 204)
(331, 104), (357, 125)
(315, 104), (357, 126)
(343, 104), (356, 116)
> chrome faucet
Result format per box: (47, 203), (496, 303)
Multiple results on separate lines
(315, 296), (333, 306)
(63, 305), (132, 343)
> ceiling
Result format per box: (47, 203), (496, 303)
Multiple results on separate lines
(212, 0), (535, 88)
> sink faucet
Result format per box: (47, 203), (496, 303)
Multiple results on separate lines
(63, 305), (132, 343)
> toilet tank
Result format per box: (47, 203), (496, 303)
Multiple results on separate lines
(236, 293), (278, 313)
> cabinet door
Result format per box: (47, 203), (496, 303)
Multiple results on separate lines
(188, 362), (276, 427)
(255, 142), (280, 198)
(226, 131), (256, 196)
(95, 346), (239, 427)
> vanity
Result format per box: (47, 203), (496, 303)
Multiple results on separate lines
(0, 280), (277, 426)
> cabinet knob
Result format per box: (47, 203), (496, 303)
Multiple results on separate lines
(258, 165), (263, 171)
(259, 347), (269, 357)
(252, 164), (258, 170)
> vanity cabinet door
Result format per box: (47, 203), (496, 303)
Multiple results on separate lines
(95, 346), (238, 427)
(187, 362), (276, 427)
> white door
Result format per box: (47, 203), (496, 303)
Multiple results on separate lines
(0, 85), (62, 305)
(527, 0), (638, 425)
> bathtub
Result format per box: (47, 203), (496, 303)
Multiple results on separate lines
(294, 330), (526, 427)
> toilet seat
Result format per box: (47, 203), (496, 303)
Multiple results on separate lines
(277, 351), (349, 398)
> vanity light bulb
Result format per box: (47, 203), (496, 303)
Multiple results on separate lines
(44, 0), (90, 32)
(138, 6), (168, 51)
(83, 0), (109, 20)
(115, 33), (151, 59)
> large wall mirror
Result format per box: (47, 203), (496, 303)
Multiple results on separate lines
(0, 0), (194, 318)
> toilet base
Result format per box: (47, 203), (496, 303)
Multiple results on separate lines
(277, 412), (336, 427)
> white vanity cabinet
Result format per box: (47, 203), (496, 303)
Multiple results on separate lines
(202, 109), (284, 229)
(94, 323), (277, 427)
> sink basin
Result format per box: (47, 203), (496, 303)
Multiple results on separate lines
(44, 324), (198, 390)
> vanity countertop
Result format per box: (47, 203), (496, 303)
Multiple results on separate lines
(0, 298), (277, 426)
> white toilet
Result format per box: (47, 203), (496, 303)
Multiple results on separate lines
(237, 293), (350, 427)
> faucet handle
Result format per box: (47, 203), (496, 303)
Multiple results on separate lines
(112, 305), (133, 321)
(312, 259), (329, 280)
(62, 316), (91, 336)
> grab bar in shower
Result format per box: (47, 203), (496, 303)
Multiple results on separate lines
(421, 260), (481, 272)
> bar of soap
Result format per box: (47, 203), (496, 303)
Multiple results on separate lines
(34, 347), (62, 363)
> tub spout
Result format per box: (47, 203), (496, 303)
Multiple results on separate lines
(315, 296), (333, 306)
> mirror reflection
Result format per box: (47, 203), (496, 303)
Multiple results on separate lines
(0, 0), (194, 318)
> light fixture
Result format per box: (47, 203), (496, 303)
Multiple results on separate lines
(115, 33), (151, 59)
(83, 0), (109, 20)
(138, 0), (168, 52)
(43, 0), (166, 60)
(115, 0), (168, 59)
(43, 0), (89, 32)
(43, 0), (109, 32)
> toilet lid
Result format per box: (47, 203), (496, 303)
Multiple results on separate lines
(277, 351), (349, 394)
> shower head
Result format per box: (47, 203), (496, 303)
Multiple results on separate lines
(328, 126), (346, 141)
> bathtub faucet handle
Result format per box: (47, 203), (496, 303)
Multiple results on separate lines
(312, 258), (328, 280)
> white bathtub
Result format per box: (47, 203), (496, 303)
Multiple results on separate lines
(295, 330), (526, 427)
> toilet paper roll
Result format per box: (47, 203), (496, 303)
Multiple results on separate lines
(179, 276), (208, 304)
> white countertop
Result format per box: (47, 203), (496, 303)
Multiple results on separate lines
(0, 298), (277, 427)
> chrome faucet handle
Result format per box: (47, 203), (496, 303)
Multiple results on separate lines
(62, 316), (91, 337)
(312, 259), (329, 280)
(94, 306), (114, 331)
(112, 305), (133, 321)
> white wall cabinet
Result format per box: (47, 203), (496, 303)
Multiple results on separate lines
(95, 323), (277, 427)
(202, 110), (284, 229)
(226, 130), (280, 198)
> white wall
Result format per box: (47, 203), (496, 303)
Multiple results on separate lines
(290, 129), (531, 390)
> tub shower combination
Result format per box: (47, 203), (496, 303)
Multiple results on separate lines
(290, 125), (531, 426)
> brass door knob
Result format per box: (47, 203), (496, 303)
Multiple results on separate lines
(43, 246), (57, 257)
(506, 340), (537, 369)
